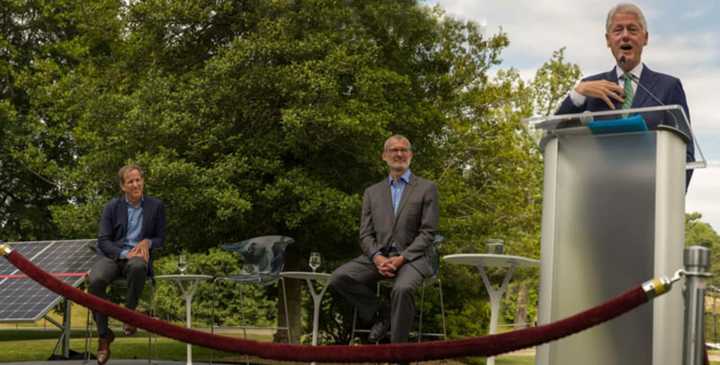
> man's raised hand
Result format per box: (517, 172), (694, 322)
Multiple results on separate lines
(575, 80), (625, 109)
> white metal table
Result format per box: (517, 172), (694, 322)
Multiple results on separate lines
(443, 254), (539, 365)
(155, 274), (213, 365)
(280, 271), (331, 346)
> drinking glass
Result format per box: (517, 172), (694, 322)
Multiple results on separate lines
(309, 252), (322, 272)
(178, 254), (187, 275)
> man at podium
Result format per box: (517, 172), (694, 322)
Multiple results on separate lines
(555, 3), (694, 183)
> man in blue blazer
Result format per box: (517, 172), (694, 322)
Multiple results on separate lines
(556, 3), (694, 183)
(88, 164), (166, 365)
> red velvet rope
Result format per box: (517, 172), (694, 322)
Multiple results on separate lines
(4, 249), (650, 363)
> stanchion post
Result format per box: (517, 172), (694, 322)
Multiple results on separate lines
(683, 245), (711, 365)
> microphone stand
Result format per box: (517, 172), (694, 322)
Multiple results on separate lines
(617, 59), (705, 169)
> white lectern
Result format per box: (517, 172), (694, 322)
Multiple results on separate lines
(529, 105), (704, 365)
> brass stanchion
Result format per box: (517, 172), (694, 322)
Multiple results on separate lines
(0, 243), (10, 256)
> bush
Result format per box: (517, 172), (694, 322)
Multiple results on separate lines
(152, 249), (277, 327)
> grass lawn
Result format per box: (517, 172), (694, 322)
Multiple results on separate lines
(493, 357), (533, 365)
(0, 328), (717, 364)
(0, 327), (532, 364)
(0, 328), (268, 363)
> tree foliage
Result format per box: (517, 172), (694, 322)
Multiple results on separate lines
(151, 249), (278, 327)
(0, 0), (505, 339)
(686, 212), (720, 286)
(0, 0), (94, 240)
(530, 47), (581, 117)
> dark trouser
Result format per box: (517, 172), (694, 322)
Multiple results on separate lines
(88, 256), (147, 338)
(329, 256), (424, 343)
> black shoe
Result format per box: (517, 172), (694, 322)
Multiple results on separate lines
(368, 318), (390, 343)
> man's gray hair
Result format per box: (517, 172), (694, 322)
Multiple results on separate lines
(606, 3), (647, 33)
(383, 134), (412, 151)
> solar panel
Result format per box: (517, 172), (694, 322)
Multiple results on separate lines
(0, 239), (98, 322)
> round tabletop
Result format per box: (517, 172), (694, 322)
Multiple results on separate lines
(280, 271), (332, 281)
(155, 274), (214, 282)
(443, 253), (539, 268)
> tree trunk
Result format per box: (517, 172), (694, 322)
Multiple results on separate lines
(514, 282), (529, 329)
(274, 252), (303, 344)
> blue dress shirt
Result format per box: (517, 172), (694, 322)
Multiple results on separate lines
(389, 169), (412, 215)
(120, 197), (144, 258)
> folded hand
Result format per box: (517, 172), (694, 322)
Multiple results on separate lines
(373, 255), (395, 278)
(377, 255), (405, 278)
(127, 239), (150, 263)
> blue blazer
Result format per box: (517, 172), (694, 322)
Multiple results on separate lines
(97, 196), (166, 276)
(556, 65), (694, 183)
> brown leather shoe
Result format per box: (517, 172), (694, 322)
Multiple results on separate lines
(123, 323), (137, 336)
(96, 330), (115, 365)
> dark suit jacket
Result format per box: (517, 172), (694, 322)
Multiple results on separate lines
(556, 64), (694, 183)
(358, 174), (439, 277)
(97, 196), (166, 276)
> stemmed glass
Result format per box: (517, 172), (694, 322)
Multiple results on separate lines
(178, 254), (187, 275)
(309, 252), (322, 272)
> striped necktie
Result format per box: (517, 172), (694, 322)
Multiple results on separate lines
(622, 75), (634, 109)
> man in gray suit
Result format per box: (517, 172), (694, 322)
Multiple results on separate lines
(330, 134), (439, 344)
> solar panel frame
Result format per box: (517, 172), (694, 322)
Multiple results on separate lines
(0, 239), (98, 322)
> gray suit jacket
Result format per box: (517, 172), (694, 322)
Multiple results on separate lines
(357, 174), (439, 276)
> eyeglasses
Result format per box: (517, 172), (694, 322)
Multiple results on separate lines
(386, 148), (411, 154)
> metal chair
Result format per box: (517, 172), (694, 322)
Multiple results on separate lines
(213, 235), (294, 341)
(350, 234), (447, 343)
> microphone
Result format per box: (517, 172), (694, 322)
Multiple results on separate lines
(624, 72), (667, 109)
(617, 56), (699, 170)
(617, 55), (666, 109)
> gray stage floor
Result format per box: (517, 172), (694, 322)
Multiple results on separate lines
(0, 360), (466, 365)
(1, 359), (220, 365)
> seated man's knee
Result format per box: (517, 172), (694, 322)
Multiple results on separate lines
(126, 258), (148, 277)
(391, 282), (416, 299)
(329, 269), (346, 289)
(88, 274), (110, 294)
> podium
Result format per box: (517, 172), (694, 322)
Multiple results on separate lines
(529, 105), (704, 365)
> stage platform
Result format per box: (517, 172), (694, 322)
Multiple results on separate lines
(2, 358), (194, 365)
(0, 360), (472, 365)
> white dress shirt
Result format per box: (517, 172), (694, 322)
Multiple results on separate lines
(568, 63), (644, 107)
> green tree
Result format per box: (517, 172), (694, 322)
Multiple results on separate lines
(10, 0), (512, 342)
(3, 0), (583, 343)
(686, 212), (720, 286)
(530, 47), (581, 117)
(684, 212), (720, 343)
(438, 48), (581, 335)
(0, 0), (101, 240)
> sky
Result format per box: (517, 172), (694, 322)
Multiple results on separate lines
(430, 0), (720, 232)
